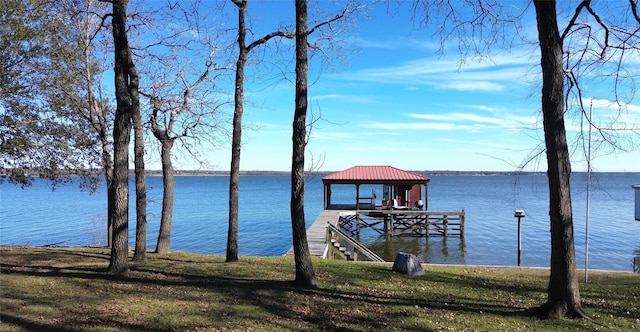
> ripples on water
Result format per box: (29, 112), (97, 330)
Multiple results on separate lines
(1, 173), (638, 271)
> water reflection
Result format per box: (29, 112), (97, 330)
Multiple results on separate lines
(363, 235), (467, 265)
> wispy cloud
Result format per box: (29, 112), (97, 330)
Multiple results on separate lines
(589, 98), (640, 113)
(311, 94), (376, 104)
(364, 121), (477, 131)
(437, 81), (506, 92)
(438, 138), (532, 151)
(355, 36), (441, 52)
(353, 109), (543, 142)
(331, 53), (534, 92)
(409, 113), (505, 125)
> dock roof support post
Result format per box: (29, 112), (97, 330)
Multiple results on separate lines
(324, 183), (331, 209)
(424, 183), (429, 211)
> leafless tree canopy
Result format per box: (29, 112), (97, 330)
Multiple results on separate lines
(412, 0), (640, 321)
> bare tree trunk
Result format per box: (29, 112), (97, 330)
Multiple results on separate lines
(108, 0), (131, 275)
(291, 0), (317, 288)
(155, 139), (175, 254)
(227, 1), (248, 263)
(227, 0), (293, 262)
(93, 106), (114, 248)
(102, 138), (114, 248)
(80, 1), (113, 248)
(533, 0), (584, 319)
(131, 91), (147, 262)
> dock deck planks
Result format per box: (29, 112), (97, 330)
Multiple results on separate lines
(285, 209), (342, 257)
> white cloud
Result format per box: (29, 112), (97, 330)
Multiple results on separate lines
(330, 52), (535, 93)
(311, 94), (376, 104)
(589, 98), (640, 113)
(437, 81), (506, 92)
(364, 121), (476, 131)
(408, 112), (504, 125)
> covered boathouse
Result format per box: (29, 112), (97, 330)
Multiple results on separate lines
(322, 165), (431, 211)
(313, 165), (464, 262)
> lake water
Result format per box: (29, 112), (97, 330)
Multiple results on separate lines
(1, 173), (639, 272)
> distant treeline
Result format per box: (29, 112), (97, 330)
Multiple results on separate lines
(141, 170), (550, 177)
(139, 170), (637, 177)
(5, 168), (633, 179)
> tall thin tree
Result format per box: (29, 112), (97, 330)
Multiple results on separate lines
(290, 0), (317, 288)
(109, 0), (137, 274)
(227, 0), (294, 262)
(131, 52), (147, 261)
(533, 0), (581, 318)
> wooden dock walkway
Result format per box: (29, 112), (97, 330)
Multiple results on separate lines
(286, 208), (465, 258)
(286, 209), (342, 257)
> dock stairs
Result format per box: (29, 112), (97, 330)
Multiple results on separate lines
(325, 222), (384, 262)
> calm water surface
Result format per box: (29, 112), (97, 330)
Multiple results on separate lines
(1, 173), (638, 272)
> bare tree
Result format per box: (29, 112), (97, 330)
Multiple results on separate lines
(413, 0), (640, 319)
(533, 0), (584, 318)
(143, 60), (221, 254)
(291, 0), (317, 288)
(130, 1), (228, 255)
(226, 0), (354, 266)
(290, 0), (354, 287)
(108, 0), (137, 275)
(131, 51), (147, 261)
(534, 0), (640, 319)
(226, 0), (295, 262)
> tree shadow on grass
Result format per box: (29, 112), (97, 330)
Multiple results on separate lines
(4, 248), (629, 331)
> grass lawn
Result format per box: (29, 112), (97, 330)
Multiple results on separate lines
(1, 246), (638, 331)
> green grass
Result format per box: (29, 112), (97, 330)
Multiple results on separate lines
(1, 247), (638, 331)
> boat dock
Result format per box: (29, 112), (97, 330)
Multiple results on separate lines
(285, 166), (465, 261)
(286, 208), (465, 258)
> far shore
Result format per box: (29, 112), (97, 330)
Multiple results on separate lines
(4, 169), (638, 179)
(137, 170), (636, 177)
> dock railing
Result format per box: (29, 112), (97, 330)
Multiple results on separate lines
(338, 210), (465, 237)
(324, 222), (385, 262)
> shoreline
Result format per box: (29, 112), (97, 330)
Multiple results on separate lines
(4, 169), (638, 178)
(2, 245), (636, 274)
(142, 170), (637, 177)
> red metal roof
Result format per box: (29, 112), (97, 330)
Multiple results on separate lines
(323, 165), (430, 183)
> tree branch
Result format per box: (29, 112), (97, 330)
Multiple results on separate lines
(308, 7), (349, 36)
(561, 1), (590, 40)
(630, 0), (640, 23)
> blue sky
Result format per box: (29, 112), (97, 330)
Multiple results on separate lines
(160, 1), (640, 173)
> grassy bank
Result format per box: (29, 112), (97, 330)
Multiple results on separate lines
(1, 247), (638, 331)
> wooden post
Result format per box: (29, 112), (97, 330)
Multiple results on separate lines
(443, 215), (448, 236)
(384, 215), (390, 235)
(424, 183), (429, 210)
(517, 217), (522, 266)
(515, 210), (525, 267)
(425, 213), (430, 236)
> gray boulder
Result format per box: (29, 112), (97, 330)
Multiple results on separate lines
(392, 252), (425, 276)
